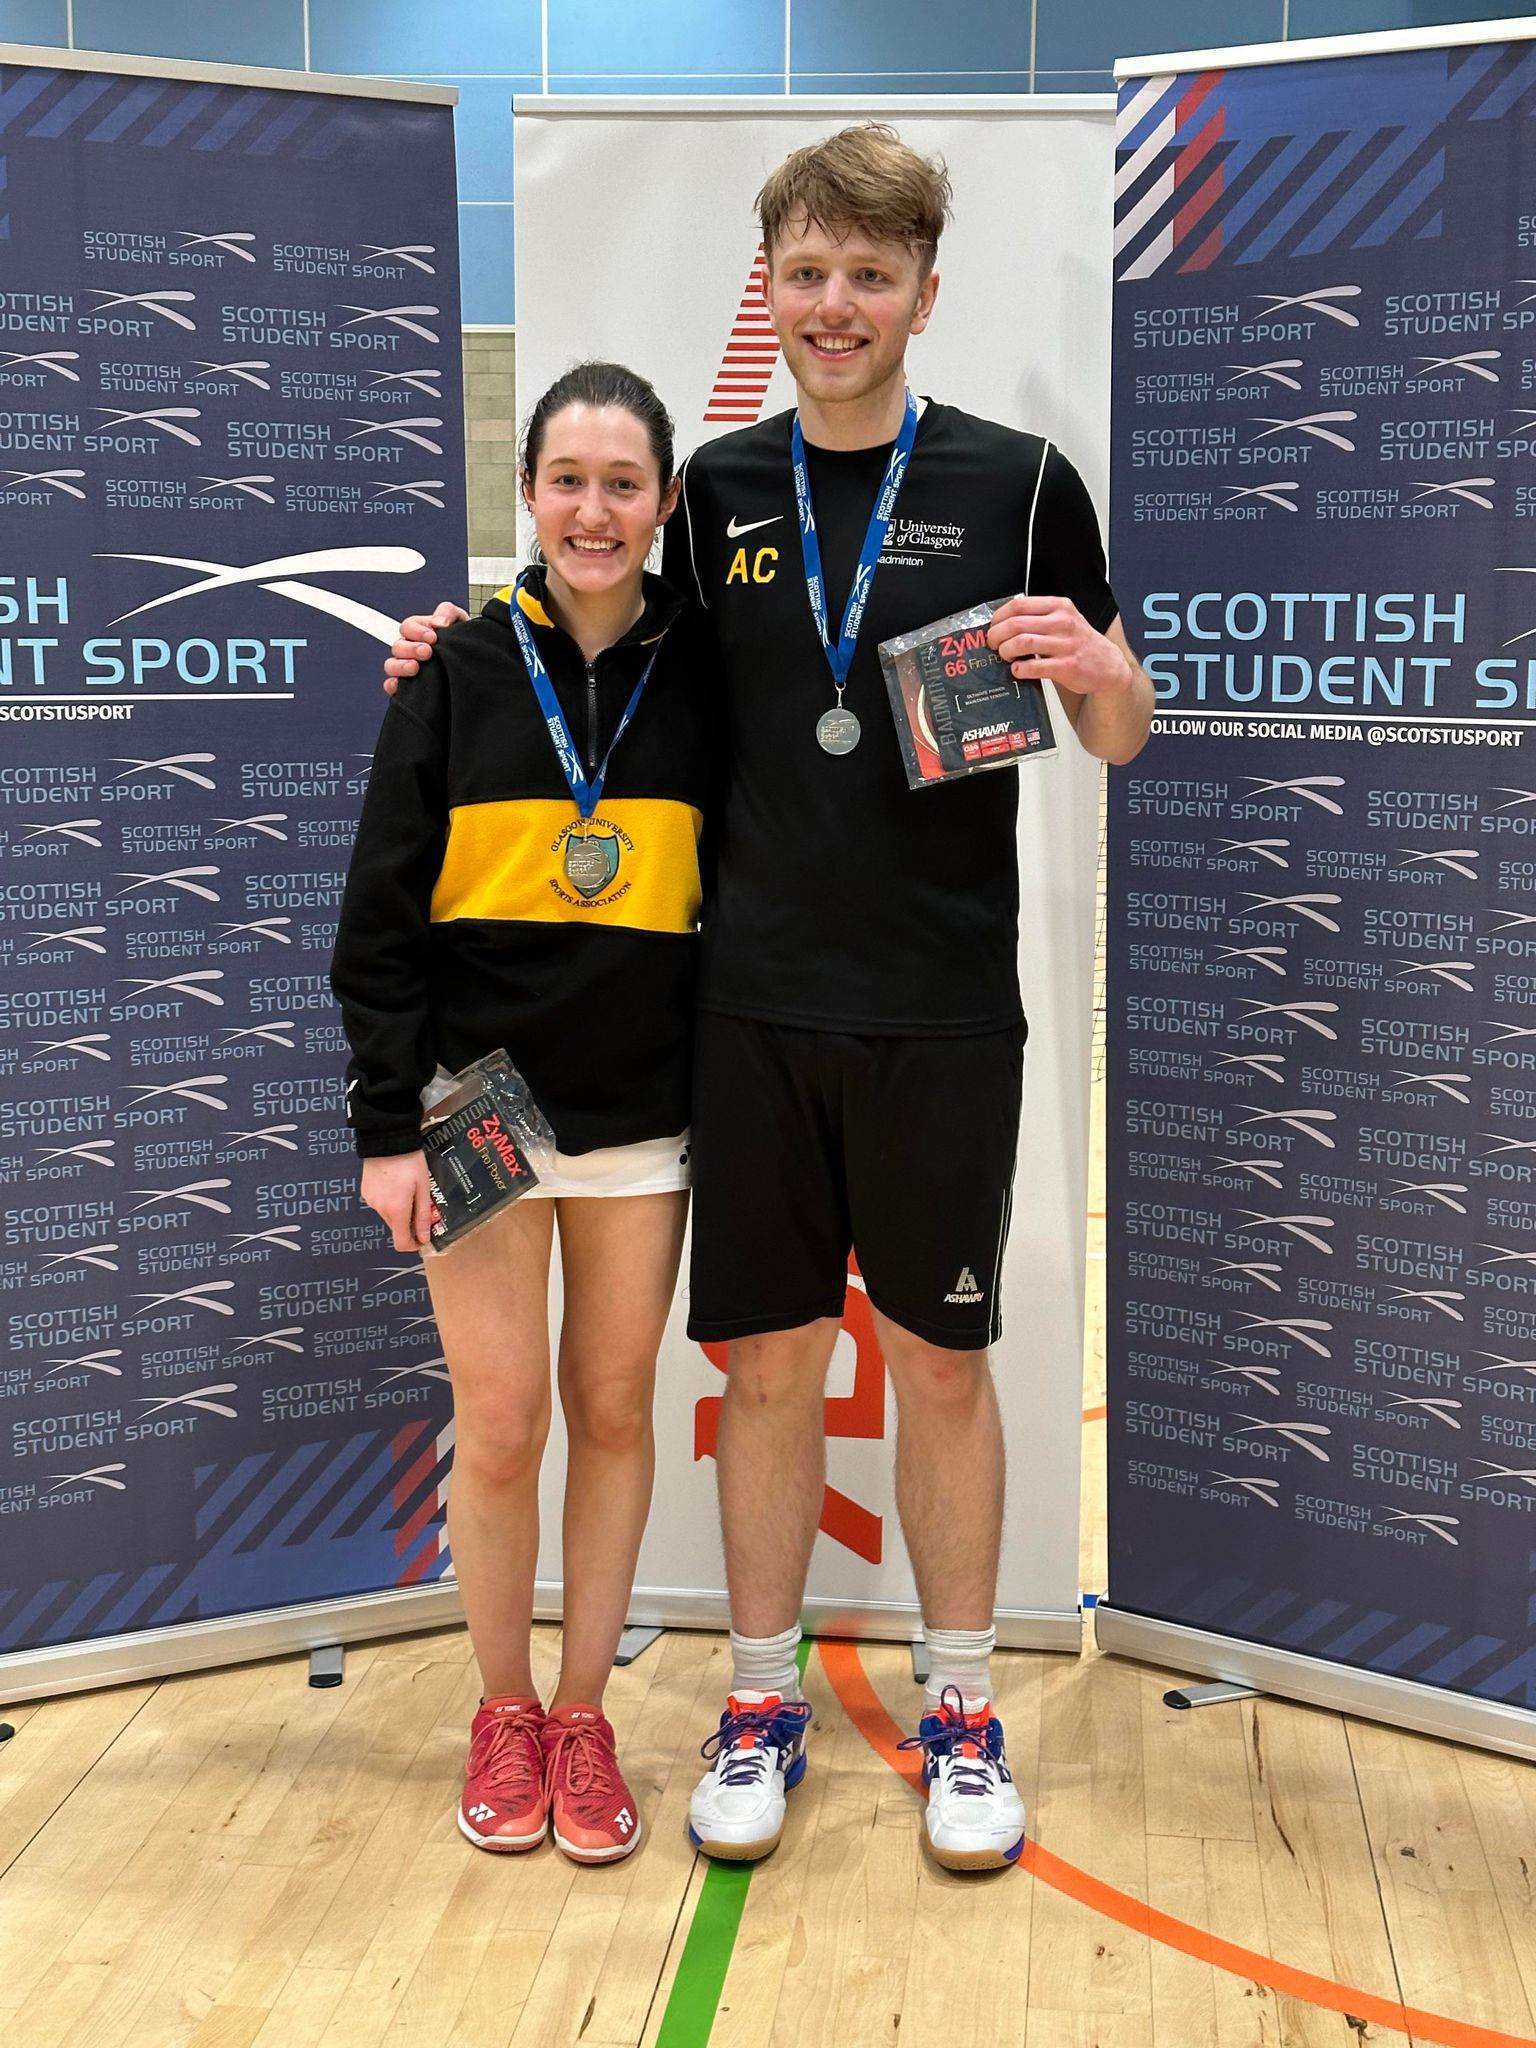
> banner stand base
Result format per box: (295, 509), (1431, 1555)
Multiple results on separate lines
(308, 1645), (345, 1690)
(604, 1588), (1083, 1658)
(0, 1582), (468, 1707)
(614, 1624), (664, 1668)
(1095, 1605), (1536, 1761)
(1164, 1680), (1259, 1711)
(0, 1587), (1082, 1708)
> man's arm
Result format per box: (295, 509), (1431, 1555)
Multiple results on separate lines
(984, 444), (1153, 766)
(1087, 616), (1157, 764)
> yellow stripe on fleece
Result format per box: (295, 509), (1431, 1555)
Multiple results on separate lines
(431, 795), (702, 933)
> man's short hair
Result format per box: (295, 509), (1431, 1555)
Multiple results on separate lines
(756, 123), (953, 279)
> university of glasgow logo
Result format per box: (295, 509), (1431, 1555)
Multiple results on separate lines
(564, 832), (620, 899)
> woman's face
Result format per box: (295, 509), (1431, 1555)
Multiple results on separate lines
(523, 402), (677, 596)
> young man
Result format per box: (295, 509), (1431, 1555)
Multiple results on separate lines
(385, 125), (1154, 1872)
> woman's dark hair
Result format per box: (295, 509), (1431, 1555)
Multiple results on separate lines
(519, 360), (675, 493)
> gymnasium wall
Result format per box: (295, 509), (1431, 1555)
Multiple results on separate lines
(8, 0), (1531, 590)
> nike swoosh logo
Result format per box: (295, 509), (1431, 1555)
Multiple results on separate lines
(726, 514), (784, 538)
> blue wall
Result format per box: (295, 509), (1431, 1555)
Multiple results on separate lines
(3, 0), (1534, 319)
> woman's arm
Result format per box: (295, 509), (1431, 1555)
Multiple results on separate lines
(330, 688), (450, 1161)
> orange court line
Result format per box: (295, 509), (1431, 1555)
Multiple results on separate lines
(1082, 1403), (1107, 1423)
(814, 1640), (1536, 2048)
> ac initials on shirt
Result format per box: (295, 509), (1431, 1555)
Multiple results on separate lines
(727, 544), (778, 586)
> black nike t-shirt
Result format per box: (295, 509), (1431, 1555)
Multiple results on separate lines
(665, 400), (1118, 1034)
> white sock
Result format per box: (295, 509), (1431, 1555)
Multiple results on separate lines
(729, 1623), (802, 1701)
(923, 1623), (995, 1711)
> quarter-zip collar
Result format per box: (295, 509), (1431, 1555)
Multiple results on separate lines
(483, 563), (685, 782)
(484, 562), (685, 654)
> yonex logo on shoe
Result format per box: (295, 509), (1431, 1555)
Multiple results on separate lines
(615, 1806), (634, 1834)
(945, 1266), (984, 1305)
(467, 1802), (496, 1822)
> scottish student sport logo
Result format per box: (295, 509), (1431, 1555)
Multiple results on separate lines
(95, 544), (428, 646)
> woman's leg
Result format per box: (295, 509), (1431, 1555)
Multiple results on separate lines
(424, 1196), (556, 1700)
(550, 1190), (689, 1710)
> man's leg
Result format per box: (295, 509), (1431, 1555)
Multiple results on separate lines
(845, 1025), (1028, 1869)
(717, 1317), (842, 1640)
(684, 1316), (835, 1858)
(687, 1012), (850, 1655)
(874, 1311), (1005, 1636)
(685, 1016), (849, 1858)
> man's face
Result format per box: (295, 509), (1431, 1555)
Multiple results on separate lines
(763, 215), (938, 409)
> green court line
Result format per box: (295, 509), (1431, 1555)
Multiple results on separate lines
(653, 1637), (813, 2048)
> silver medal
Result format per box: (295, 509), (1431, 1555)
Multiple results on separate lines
(816, 707), (861, 756)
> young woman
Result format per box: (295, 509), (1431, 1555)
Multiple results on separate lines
(331, 362), (710, 1864)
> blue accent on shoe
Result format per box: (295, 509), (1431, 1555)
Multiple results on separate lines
(783, 1748), (808, 1791)
(1003, 1834), (1026, 1864)
(687, 1823), (703, 1848)
(701, 1697), (813, 1788)
(899, 1686), (1009, 1800)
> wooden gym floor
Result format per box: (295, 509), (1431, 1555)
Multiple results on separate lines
(2, 1231), (1533, 2046)
(1, 969), (1533, 2046)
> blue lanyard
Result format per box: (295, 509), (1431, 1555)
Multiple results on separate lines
(507, 572), (659, 822)
(790, 388), (919, 697)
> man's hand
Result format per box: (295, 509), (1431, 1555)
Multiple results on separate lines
(383, 601), (468, 695)
(988, 598), (1153, 766)
(986, 594), (1133, 699)
(361, 1150), (440, 1253)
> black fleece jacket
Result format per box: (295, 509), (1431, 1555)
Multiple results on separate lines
(330, 569), (712, 1157)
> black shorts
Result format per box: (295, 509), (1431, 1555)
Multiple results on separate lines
(686, 1013), (1024, 1352)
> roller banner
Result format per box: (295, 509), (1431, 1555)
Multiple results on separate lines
(1107, 35), (1536, 1708)
(0, 50), (465, 1662)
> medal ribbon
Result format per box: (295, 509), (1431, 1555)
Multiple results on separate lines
(507, 569), (659, 824)
(790, 387), (919, 702)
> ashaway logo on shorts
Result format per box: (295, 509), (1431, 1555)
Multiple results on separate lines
(946, 1266), (985, 1306)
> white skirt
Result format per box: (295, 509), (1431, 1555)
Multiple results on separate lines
(422, 1069), (688, 1201)
(522, 1129), (691, 1200)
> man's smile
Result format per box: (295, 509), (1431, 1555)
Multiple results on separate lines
(805, 333), (869, 359)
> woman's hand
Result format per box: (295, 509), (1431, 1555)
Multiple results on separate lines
(361, 1150), (440, 1253)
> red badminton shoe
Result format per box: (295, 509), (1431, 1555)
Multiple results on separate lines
(543, 1704), (642, 1864)
(458, 1694), (548, 1853)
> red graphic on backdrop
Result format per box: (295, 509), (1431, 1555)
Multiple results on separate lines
(1176, 71), (1227, 273)
(704, 243), (781, 424)
(694, 1264), (887, 1563)
(392, 1418), (443, 1585)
